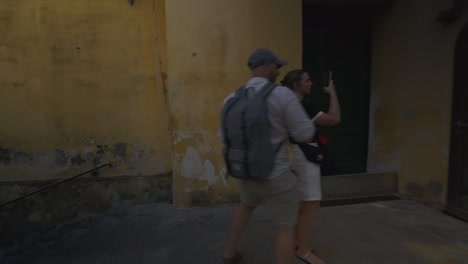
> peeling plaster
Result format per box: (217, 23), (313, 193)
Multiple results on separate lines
(55, 149), (78, 167)
(174, 131), (207, 141)
(0, 142), (166, 181)
(174, 131), (196, 145)
(220, 167), (228, 186)
(83, 137), (120, 146)
(179, 146), (218, 185)
(203, 160), (217, 185)
(14, 151), (32, 164)
(180, 147), (203, 179)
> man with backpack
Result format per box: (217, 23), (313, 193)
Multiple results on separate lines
(220, 48), (317, 264)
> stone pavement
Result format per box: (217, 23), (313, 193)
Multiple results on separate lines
(3, 200), (468, 264)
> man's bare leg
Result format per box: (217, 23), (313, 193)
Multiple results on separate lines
(223, 204), (256, 259)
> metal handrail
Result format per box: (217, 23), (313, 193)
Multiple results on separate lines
(0, 163), (113, 208)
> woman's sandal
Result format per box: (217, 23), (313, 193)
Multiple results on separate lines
(223, 250), (243, 264)
(296, 250), (326, 264)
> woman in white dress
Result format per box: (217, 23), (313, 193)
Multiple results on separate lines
(281, 69), (341, 264)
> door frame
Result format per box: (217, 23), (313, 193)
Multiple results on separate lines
(446, 21), (468, 221)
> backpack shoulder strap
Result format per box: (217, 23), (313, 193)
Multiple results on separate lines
(256, 82), (277, 99)
(221, 86), (246, 142)
(222, 86), (246, 117)
(234, 86), (247, 97)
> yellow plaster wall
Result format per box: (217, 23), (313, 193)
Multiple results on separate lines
(165, 0), (302, 207)
(0, 0), (172, 181)
(369, 0), (468, 207)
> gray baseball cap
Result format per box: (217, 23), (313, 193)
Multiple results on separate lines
(247, 48), (288, 70)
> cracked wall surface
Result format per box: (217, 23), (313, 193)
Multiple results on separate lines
(0, 0), (172, 182)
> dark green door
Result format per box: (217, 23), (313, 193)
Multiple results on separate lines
(302, 6), (371, 175)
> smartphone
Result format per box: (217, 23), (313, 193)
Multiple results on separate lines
(324, 71), (333, 87)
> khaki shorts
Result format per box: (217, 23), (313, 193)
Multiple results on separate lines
(238, 170), (299, 228)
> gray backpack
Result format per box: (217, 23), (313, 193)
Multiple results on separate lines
(221, 82), (282, 181)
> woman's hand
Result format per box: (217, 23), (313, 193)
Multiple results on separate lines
(324, 80), (336, 94)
